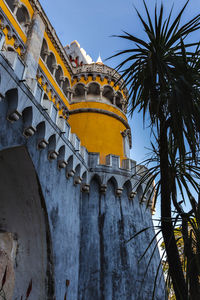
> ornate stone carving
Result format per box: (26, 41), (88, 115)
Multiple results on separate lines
(7, 110), (22, 122)
(74, 176), (82, 185)
(38, 139), (48, 149)
(116, 188), (123, 197)
(66, 169), (75, 178)
(58, 160), (68, 169)
(129, 191), (137, 199)
(81, 183), (90, 193)
(48, 150), (59, 160)
(23, 126), (36, 138)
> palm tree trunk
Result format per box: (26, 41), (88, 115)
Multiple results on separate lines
(159, 119), (187, 300)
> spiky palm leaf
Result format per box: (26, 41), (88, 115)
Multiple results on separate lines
(110, 0), (200, 161)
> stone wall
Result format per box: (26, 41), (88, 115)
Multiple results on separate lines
(0, 53), (166, 299)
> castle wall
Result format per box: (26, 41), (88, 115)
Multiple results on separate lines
(0, 33), (166, 300)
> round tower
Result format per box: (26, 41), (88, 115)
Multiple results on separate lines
(66, 41), (131, 164)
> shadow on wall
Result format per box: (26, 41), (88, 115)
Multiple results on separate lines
(0, 146), (55, 300)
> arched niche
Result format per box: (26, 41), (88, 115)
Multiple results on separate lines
(116, 91), (123, 110)
(42, 93), (52, 116)
(74, 163), (81, 177)
(55, 65), (63, 87)
(102, 85), (114, 104)
(63, 78), (70, 98)
(73, 83), (85, 101)
(6, 88), (19, 121)
(46, 52), (56, 74)
(107, 176), (118, 190)
(16, 5), (30, 34)
(122, 180), (132, 198)
(36, 121), (46, 143)
(40, 39), (48, 62)
(136, 185), (143, 202)
(0, 146), (55, 299)
(88, 82), (100, 96)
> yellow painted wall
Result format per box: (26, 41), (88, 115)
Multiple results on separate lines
(68, 111), (127, 164)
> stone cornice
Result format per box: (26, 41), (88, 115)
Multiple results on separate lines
(72, 63), (128, 96)
(69, 107), (130, 129)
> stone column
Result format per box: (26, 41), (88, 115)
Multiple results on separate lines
(43, 50), (49, 64)
(84, 86), (88, 100)
(24, 11), (45, 93)
(52, 64), (58, 77)
(100, 87), (103, 100)
(60, 76), (65, 89)
(13, 0), (20, 16)
(113, 92), (117, 105)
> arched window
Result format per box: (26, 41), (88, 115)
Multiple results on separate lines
(55, 66), (63, 87)
(16, 5), (30, 33)
(4, 0), (15, 12)
(46, 52), (56, 74)
(73, 83), (85, 100)
(63, 78), (70, 97)
(116, 92), (123, 110)
(40, 39), (48, 62)
(102, 86), (114, 103)
(88, 82), (100, 96)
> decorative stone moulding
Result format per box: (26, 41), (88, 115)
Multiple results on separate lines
(23, 126), (36, 138)
(116, 188), (123, 197)
(48, 150), (59, 161)
(7, 110), (22, 122)
(66, 169), (75, 178)
(81, 183), (90, 193)
(58, 160), (68, 169)
(38, 139), (48, 150)
(141, 195), (147, 203)
(129, 191), (137, 199)
(72, 63), (128, 96)
(74, 176), (82, 185)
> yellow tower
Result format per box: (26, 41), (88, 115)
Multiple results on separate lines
(66, 41), (131, 164)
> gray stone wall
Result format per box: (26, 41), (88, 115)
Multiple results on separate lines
(0, 53), (166, 299)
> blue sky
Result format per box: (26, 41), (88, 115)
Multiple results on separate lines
(39, 0), (200, 164)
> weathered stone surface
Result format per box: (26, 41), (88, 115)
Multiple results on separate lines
(0, 54), (166, 299)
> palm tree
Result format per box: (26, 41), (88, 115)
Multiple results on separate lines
(138, 137), (200, 298)
(110, 1), (200, 299)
